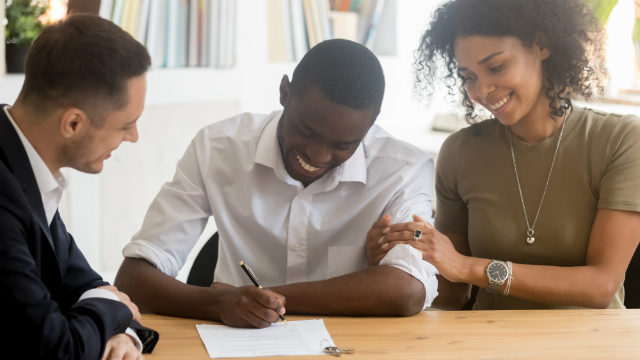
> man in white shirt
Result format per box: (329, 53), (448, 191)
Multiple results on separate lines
(116, 39), (438, 328)
(0, 15), (157, 359)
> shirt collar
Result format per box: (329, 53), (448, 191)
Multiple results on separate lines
(254, 110), (367, 186)
(254, 111), (287, 175)
(3, 106), (68, 204)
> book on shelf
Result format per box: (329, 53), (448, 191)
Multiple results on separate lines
(331, 0), (352, 12)
(217, 0), (236, 68)
(301, 0), (318, 48)
(217, 0), (229, 67)
(267, 0), (291, 62)
(137, 0), (151, 45)
(188, 0), (200, 67)
(145, 0), (167, 68)
(316, 0), (333, 42)
(207, 0), (220, 68)
(329, 11), (357, 42)
(289, 0), (309, 60)
(98, 0), (113, 19)
(362, 0), (385, 48)
(111, 0), (125, 27)
(196, 0), (207, 66)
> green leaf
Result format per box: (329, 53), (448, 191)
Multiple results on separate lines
(4, 0), (48, 45)
(584, 0), (619, 25)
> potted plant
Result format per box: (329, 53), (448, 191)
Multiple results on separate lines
(5, 0), (48, 73)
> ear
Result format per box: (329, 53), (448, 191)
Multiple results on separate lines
(534, 33), (550, 61)
(59, 107), (90, 139)
(279, 75), (291, 107)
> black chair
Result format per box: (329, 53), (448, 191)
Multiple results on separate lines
(461, 285), (478, 310)
(186, 232), (219, 287)
(624, 243), (640, 308)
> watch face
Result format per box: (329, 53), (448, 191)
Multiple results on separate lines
(487, 262), (509, 282)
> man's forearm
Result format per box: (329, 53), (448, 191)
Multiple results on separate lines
(271, 265), (426, 316)
(114, 257), (219, 320)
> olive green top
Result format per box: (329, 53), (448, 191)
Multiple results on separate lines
(435, 107), (640, 309)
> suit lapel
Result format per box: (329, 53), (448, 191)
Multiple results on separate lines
(0, 107), (54, 246)
(49, 211), (69, 271)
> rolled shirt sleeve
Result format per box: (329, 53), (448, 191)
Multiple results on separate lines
(380, 244), (439, 308)
(379, 155), (439, 309)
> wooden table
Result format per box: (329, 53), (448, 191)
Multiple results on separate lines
(143, 309), (640, 359)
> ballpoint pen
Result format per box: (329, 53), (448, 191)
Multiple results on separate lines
(239, 261), (287, 323)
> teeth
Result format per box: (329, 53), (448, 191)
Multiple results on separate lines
(297, 155), (319, 172)
(489, 95), (510, 110)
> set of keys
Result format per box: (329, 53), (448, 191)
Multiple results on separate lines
(323, 346), (355, 357)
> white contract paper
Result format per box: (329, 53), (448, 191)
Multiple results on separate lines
(195, 319), (336, 358)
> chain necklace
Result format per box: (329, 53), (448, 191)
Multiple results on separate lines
(509, 117), (566, 245)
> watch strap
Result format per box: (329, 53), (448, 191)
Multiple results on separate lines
(486, 260), (508, 294)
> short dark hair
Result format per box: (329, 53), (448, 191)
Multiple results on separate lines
(289, 39), (385, 114)
(18, 14), (151, 126)
(414, 0), (606, 122)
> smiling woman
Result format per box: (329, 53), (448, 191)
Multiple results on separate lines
(415, 0), (606, 124)
(367, 0), (640, 310)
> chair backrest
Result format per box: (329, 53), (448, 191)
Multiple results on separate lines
(186, 232), (219, 287)
(625, 242), (640, 309)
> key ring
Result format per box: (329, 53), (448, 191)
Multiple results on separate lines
(323, 346), (355, 357)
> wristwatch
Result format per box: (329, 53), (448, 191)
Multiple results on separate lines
(486, 260), (509, 293)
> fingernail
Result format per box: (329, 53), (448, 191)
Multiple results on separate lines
(378, 236), (385, 244)
(381, 243), (389, 250)
(382, 227), (389, 234)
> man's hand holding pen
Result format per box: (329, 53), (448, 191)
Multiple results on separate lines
(209, 282), (286, 328)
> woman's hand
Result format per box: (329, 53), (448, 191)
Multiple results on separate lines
(365, 214), (392, 266)
(381, 215), (467, 283)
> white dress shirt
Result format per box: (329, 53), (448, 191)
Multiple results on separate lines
(124, 111), (439, 307)
(4, 106), (142, 350)
(4, 106), (67, 225)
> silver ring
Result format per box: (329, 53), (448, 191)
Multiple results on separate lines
(413, 229), (422, 241)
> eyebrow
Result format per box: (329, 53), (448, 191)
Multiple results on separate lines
(458, 51), (504, 71)
(299, 120), (319, 135)
(478, 51), (503, 65)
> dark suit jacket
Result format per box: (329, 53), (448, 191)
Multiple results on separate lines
(0, 108), (157, 359)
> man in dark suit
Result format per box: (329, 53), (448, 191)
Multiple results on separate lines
(0, 15), (157, 359)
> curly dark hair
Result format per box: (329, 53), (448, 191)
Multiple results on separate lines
(414, 0), (606, 123)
